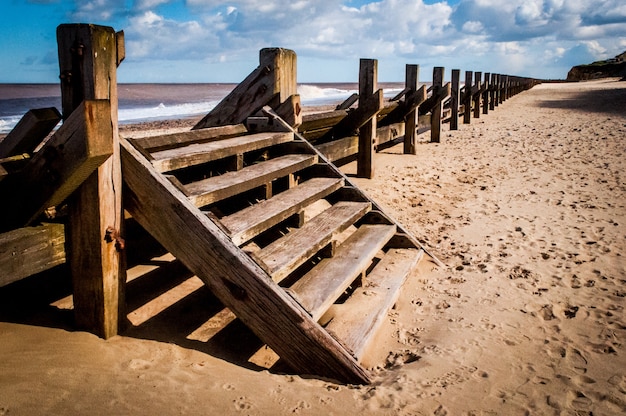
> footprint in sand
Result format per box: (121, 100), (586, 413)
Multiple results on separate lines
(233, 396), (253, 411)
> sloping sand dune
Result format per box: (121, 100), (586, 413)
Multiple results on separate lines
(1, 79), (625, 415)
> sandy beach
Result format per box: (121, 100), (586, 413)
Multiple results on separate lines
(1, 78), (625, 415)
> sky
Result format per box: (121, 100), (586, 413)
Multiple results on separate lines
(1, 0), (625, 83)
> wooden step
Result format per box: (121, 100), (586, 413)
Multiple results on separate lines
(255, 201), (372, 283)
(150, 131), (294, 172)
(185, 153), (317, 207)
(325, 248), (423, 360)
(288, 224), (396, 321)
(219, 177), (344, 246)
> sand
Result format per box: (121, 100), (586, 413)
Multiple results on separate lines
(1, 79), (625, 415)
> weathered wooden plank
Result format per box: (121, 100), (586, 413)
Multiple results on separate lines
(256, 201), (371, 282)
(300, 110), (349, 134)
(0, 100), (113, 231)
(129, 124), (247, 153)
(357, 59), (378, 179)
(150, 131), (293, 172)
(57, 23), (126, 339)
(193, 48), (296, 129)
(325, 248), (423, 360)
(289, 224), (396, 321)
(221, 177), (344, 246)
(473, 72), (482, 119)
(483, 72), (491, 115)
(0, 223), (66, 287)
(0, 108), (61, 159)
(186, 153), (317, 207)
(120, 138), (370, 384)
(315, 136), (358, 163)
(323, 89), (383, 141)
(336, 93), (359, 110)
(376, 123), (405, 146)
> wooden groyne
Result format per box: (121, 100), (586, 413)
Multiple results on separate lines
(0, 23), (537, 383)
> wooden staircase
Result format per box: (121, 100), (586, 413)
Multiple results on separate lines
(120, 113), (430, 384)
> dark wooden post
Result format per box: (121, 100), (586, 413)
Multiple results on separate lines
(473, 71), (482, 119)
(57, 24), (126, 339)
(482, 72), (490, 115)
(430, 66), (444, 143)
(463, 71), (472, 124)
(357, 59), (377, 178)
(450, 69), (460, 131)
(489, 73), (497, 111)
(404, 64), (419, 154)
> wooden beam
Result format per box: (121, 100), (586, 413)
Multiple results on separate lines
(120, 138), (371, 384)
(322, 89), (383, 141)
(489, 73), (497, 111)
(0, 100), (113, 231)
(473, 71), (482, 119)
(430, 67), (445, 143)
(450, 69), (461, 131)
(57, 23), (126, 339)
(0, 223), (65, 287)
(463, 71), (473, 124)
(404, 64), (419, 154)
(482, 72), (490, 115)
(300, 110), (348, 134)
(129, 124), (247, 153)
(357, 59), (378, 178)
(0, 108), (61, 159)
(193, 48), (297, 129)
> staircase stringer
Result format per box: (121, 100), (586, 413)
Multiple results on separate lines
(120, 138), (371, 385)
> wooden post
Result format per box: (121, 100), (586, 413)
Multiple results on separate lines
(463, 71), (472, 124)
(357, 59), (377, 178)
(482, 72), (490, 115)
(473, 71), (482, 119)
(404, 64), (419, 154)
(450, 69), (460, 130)
(57, 24), (126, 339)
(489, 73), (497, 111)
(430, 67), (444, 143)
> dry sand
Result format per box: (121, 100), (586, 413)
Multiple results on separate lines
(1, 79), (625, 415)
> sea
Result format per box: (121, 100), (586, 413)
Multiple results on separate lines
(0, 82), (405, 134)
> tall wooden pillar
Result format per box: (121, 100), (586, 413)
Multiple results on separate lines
(404, 64), (419, 154)
(450, 69), (460, 131)
(482, 72), (490, 115)
(489, 73), (497, 111)
(463, 71), (473, 124)
(357, 59), (377, 178)
(57, 24), (126, 339)
(430, 67), (444, 143)
(473, 71), (482, 119)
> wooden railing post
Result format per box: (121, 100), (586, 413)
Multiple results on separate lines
(489, 73), (497, 111)
(463, 71), (473, 124)
(357, 59), (377, 178)
(450, 69), (460, 131)
(430, 66), (444, 143)
(482, 72), (490, 115)
(473, 71), (482, 119)
(404, 64), (419, 154)
(57, 24), (126, 339)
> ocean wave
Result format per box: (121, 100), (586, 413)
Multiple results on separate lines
(298, 85), (356, 105)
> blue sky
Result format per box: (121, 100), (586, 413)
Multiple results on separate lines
(1, 0), (625, 83)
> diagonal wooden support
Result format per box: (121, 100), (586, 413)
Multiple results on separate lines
(120, 138), (371, 384)
(193, 48), (298, 129)
(0, 100), (113, 232)
(0, 108), (61, 159)
(321, 89), (383, 142)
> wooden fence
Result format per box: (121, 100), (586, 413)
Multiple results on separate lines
(0, 23), (537, 340)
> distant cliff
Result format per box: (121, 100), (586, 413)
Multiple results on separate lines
(566, 51), (626, 81)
